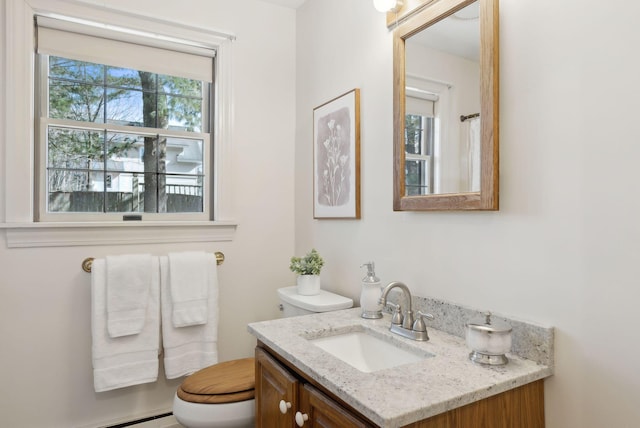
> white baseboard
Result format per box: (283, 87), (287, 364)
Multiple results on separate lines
(129, 415), (182, 428)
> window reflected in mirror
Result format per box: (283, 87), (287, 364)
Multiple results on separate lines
(405, 114), (435, 196)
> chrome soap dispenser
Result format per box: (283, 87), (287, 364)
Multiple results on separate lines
(360, 262), (382, 319)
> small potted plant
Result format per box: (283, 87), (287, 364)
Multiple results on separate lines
(289, 248), (324, 295)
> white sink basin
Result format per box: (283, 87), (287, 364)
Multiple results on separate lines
(310, 331), (432, 373)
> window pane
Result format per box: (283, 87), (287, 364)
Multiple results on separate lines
(106, 132), (147, 173)
(108, 135), (161, 177)
(159, 75), (204, 132)
(48, 127), (104, 170)
(48, 169), (91, 193)
(48, 171), (105, 212)
(159, 94), (203, 132)
(106, 172), (144, 213)
(165, 137), (203, 174)
(49, 80), (105, 122)
(106, 88), (147, 126)
(405, 114), (423, 155)
(165, 174), (203, 213)
(49, 57), (105, 122)
(406, 159), (429, 196)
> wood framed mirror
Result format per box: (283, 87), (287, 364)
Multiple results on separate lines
(392, 0), (499, 211)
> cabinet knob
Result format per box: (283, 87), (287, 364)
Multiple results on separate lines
(279, 400), (292, 414)
(295, 411), (309, 426)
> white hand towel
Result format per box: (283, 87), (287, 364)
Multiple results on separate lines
(106, 253), (152, 338)
(168, 251), (209, 327)
(160, 254), (218, 379)
(91, 257), (160, 392)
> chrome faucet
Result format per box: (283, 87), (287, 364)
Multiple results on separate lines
(379, 281), (434, 341)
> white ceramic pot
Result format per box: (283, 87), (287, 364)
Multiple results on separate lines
(296, 275), (321, 295)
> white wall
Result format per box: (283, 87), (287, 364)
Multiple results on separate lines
(0, 0), (296, 426)
(295, 0), (640, 427)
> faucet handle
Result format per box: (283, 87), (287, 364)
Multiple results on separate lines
(417, 310), (435, 321)
(386, 302), (404, 325)
(412, 310), (435, 333)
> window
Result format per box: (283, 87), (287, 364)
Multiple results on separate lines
(405, 93), (438, 196)
(35, 16), (214, 221)
(405, 113), (435, 196)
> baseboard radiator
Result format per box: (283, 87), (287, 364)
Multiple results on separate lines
(103, 412), (174, 428)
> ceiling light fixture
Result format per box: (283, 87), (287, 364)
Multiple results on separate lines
(373, 0), (404, 13)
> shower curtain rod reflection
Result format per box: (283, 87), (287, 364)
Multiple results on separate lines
(81, 251), (225, 273)
(460, 113), (480, 122)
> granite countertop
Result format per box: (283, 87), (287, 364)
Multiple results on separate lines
(248, 307), (554, 428)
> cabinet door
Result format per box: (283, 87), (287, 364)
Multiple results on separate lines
(299, 384), (372, 428)
(256, 347), (299, 428)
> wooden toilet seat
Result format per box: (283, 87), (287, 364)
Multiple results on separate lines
(177, 357), (255, 404)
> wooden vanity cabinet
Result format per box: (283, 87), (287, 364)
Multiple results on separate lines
(255, 343), (545, 428)
(256, 346), (371, 427)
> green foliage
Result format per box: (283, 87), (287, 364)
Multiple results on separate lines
(160, 75), (203, 132)
(289, 249), (324, 275)
(48, 56), (203, 139)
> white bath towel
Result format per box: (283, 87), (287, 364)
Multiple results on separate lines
(91, 257), (160, 392)
(160, 254), (219, 379)
(106, 253), (152, 338)
(168, 251), (209, 327)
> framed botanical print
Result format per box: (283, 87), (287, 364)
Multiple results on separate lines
(312, 88), (361, 219)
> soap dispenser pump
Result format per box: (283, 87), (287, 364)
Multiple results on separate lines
(360, 262), (382, 319)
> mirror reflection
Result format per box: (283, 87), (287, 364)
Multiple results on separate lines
(393, 0), (498, 211)
(404, 2), (480, 196)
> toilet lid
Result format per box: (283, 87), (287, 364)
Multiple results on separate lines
(178, 358), (255, 404)
(278, 286), (354, 312)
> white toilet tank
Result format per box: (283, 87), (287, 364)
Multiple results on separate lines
(277, 286), (353, 317)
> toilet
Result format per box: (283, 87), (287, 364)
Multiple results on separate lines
(173, 286), (353, 427)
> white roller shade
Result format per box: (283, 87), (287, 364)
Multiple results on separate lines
(406, 87), (439, 118)
(36, 15), (214, 82)
(406, 95), (435, 118)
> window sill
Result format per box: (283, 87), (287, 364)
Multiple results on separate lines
(1, 221), (237, 248)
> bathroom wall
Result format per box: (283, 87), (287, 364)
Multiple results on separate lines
(0, 0), (296, 426)
(295, 1), (640, 427)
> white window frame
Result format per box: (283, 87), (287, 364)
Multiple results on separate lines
(0, 0), (237, 247)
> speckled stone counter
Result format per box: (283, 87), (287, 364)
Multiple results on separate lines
(248, 306), (554, 428)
